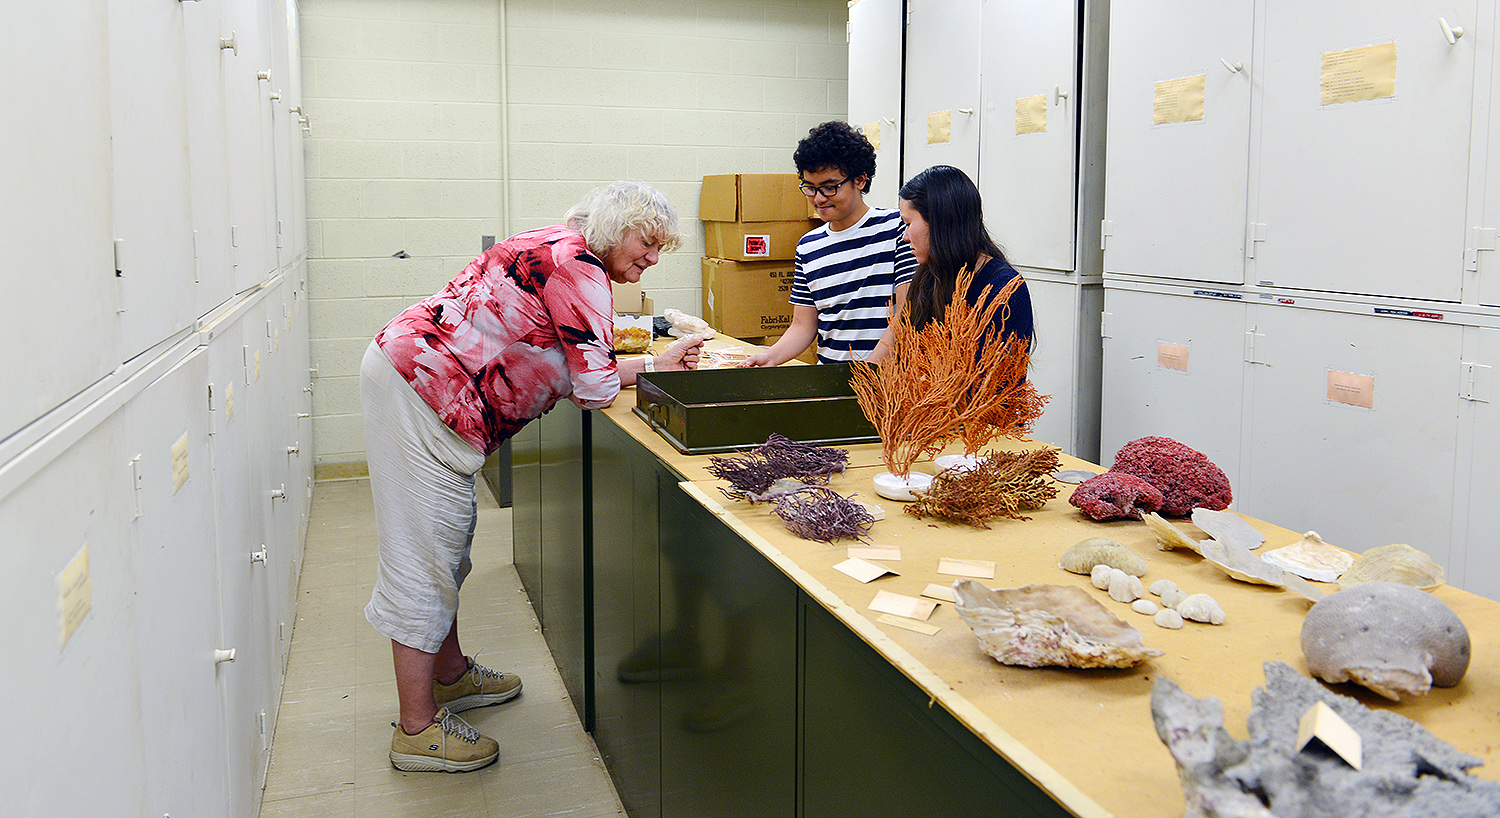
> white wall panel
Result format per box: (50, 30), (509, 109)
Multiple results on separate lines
(1456, 327), (1498, 601)
(1025, 276), (1084, 455)
(1103, 0), (1254, 283)
(1238, 308), (1462, 564)
(1, 5), (120, 440)
(847, 0), (905, 208)
(902, 0), (981, 181)
(978, 0), (1079, 273)
(1249, 0), (1477, 301)
(1100, 288), (1248, 479)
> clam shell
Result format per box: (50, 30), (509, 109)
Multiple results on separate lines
(1261, 531), (1353, 583)
(1339, 543), (1445, 591)
(952, 580), (1163, 669)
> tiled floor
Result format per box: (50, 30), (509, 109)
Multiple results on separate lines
(258, 478), (625, 818)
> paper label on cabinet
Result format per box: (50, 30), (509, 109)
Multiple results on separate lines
(56, 545), (92, 647)
(927, 110), (952, 144)
(226, 382), (235, 422)
(171, 432), (190, 492)
(1154, 74), (1206, 124)
(1016, 94), (1047, 135)
(937, 557), (996, 579)
(834, 557), (897, 584)
(863, 121), (882, 150)
(1158, 341), (1190, 372)
(1321, 42), (1396, 106)
(869, 590), (938, 621)
(1327, 370), (1375, 409)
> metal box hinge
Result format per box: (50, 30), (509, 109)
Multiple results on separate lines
(1244, 330), (1267, 364)
(1246, 222), (1267, 258)
(130, 455), (144, 518)
(1099, 310), (1111, 339)
(1467, 226), (1496, 273)
(1100, 219), (1113, 252)
(1460, 361), (1491, 402)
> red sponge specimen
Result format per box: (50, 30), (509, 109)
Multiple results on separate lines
(1068, 472), (1165, 521)
(1109, 436), (1231, 516)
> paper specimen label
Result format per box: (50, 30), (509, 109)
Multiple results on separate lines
(847, 545), (901, 562)
(921, 583), (958, 602)
(869, 590), (938, 621)
(927, 110), (952, 144)
(863, 121), (882, 150)
(834, 557), (897, 584)
(56, 545), (92, 647)
(1321, 42), (1396, 106)
(1327, 370), (1375, 409)
(1154, 74), (1206, 124)
(877, 614), (941, 636)
(1158, 341), (1190, 372)
(1016, 94), (1047, 135)
(937, 557), (996, 579)
(171, 432), (191, 492)
(1296, 700), (1362, 770)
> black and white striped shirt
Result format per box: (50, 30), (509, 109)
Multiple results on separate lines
(789, 207), (917, 363)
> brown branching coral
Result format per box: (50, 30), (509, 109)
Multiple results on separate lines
(850, 266), (1048, 476)
(905, 448), (1061, 527)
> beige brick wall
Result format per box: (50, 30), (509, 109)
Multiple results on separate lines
(301, 0), (847, 467)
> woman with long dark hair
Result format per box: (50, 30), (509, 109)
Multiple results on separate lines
(897, 165), (1034, 344)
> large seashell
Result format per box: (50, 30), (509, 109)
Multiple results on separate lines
(1261, 531), (1354, 583)
(1301, 582), (1470, 701)
(1059, 537), (1148, 577)
(1142, 512), (1202, 554)
(1190, 508), (1265, 551)
(952, 580), (1164, 668)
(1339, 543), (1445, 591)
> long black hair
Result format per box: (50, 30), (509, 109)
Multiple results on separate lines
(900, 165), (1007, 329)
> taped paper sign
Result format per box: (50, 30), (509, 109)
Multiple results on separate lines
(927, 110), (952, 144)
(1327, 370), (1375, 409)
(863, 121), (882, 150)
(1154, 74), (1206, 124)
(1158, 342), (1190, 372)
(1016, 94), (1047, 135)
(1322, 42), (1396, 106)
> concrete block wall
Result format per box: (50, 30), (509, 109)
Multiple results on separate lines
(302, 0), (849, 471)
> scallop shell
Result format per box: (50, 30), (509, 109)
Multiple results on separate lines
(1339, 543), (1445, 591)
(1059, 538), (1149, 577)
(1301, 581), (1470, 700)
(1190, 508), (1265, 551)
(1260, 531), (1354, 583)
(1142, 512), (1201, 554)
(1198, 535), (1325, 602)
(951, 580), (1163, 668)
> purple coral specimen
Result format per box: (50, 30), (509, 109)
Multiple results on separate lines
(1068, 472), (1165, 521)
(1109, 436), (1231, 516)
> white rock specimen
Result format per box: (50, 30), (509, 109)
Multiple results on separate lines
(1191, 508), (1266, 551)
(1151, 662), (1500, 817)
(1090, 563), (1113, 590)
(1132, 599), (1159, 615)
(1154, 609), (1185, 629)
(1059, 537), (1149, 577)
(1160, 588), (1188, 610)
(1108, 569), (1145, 603)
(1142, 512), (1202, 554)
(1261, 531), (1353, 583)
(662, 308), (715, 338)
(1149, 578), (1177, 596)
(1301, 582), (1471, 701)
(1339, 543), (1445, 591)
(1178, 593), (1227, 625)
(951, 580), (1163, 669)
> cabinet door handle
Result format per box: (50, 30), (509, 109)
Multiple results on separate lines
(1220, 59), (1243, 73)
(1440, 17), (1464, 45)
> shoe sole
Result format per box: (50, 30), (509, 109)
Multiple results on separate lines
(439, 681), (523, 713)
(390, 749), (499, 773)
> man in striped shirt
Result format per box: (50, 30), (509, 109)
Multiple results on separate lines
(742, 121), (916, 365)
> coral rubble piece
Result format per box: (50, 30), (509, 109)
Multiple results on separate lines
(1111, 436), (1232, 516)
(1151, 662), (1500, 818)
(1068, 472), (1164, 520)
(951, 580), (1163, 669)
(1301, 582), (1471, 701)
(1261, 531), (1354, 583)
(1059, 537), (1148, 577)
(1339, 543), (1445, 591)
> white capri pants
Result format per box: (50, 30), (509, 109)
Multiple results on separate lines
(360, 341), (487, 653)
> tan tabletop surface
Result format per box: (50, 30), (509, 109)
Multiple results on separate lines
(606, 344), (1500, 818)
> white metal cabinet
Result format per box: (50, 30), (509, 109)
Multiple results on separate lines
(1483, 19), (1500, 309)
(1100, 287), (1249, 478)
(121, 348), (231, 818)
(1237, 307), (1462, 563)
(847, 0), (906, 208)
(1248, 0), (1478, 301)
(902, 0), (982, 181)
(185, 0), (237, 316)
(224, 0), (279, 290)
(1, 5), (119, 441)
(978, 0), (1080, 273)
(1103, 0), (1254, 283)
(108, 0), (199, 361)
(1025, 275), (1103, 460)
(1454, 327), (1498, 600)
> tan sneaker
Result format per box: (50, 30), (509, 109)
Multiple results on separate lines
(389, 707), (499, 772)
(433, 656), (523, 713)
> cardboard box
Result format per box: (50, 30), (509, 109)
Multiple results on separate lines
(701, 257), (795, 338)
(703, 219), (817, 262)
(611, 280), (654, 315)
(700, 173), (816, 222)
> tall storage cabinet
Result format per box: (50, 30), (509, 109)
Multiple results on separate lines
(0, 2), (311, 816)
(1101, 0), (1500, 601)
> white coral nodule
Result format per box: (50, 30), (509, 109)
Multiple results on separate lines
(952, 580), (1163, 669)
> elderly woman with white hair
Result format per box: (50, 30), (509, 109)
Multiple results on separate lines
(360, 181), (703, 772)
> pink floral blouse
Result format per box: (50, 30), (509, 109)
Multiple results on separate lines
(375, 225), (619, 455)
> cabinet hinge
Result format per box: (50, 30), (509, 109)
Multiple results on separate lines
(1467, 226), (1496, 273)
(1246, 222), (1268, 259)
(1460, 361), (1491, 402)
(1100, 219), (1113, 252)
(1099, 310), (1111, 339)
(1244, 330), (1266, 364)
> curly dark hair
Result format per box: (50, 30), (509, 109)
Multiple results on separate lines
(793, 121), (877, 194)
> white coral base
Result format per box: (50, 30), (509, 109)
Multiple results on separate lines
(872, 471), (933, 502)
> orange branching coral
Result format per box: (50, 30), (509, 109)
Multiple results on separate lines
(850, 266), (1049, 476)
(905, 447), (1062, 527)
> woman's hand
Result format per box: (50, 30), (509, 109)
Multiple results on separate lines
(659, 333), (705, 371)
(738, 349), (776, 368)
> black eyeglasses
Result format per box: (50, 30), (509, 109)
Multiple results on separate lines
(798, 176), (852, 198)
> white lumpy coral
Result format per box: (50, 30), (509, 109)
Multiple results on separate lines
(952, 580), (1163, 668)
(1160, 587), (1188, 610)
(1108, 569), (1145, 603)
(1178, 593), (1227, 625)
(1301, 582), (1470, 701)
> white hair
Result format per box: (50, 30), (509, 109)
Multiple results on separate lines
(565, 181), (683, 256)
